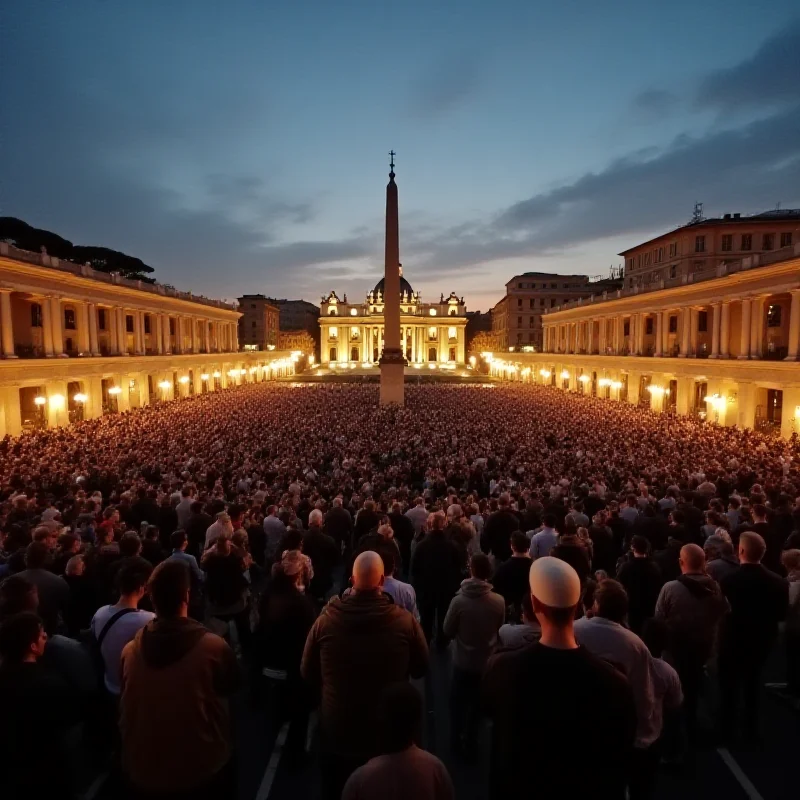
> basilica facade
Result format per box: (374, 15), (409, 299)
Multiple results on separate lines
(318, 271), (467, 367)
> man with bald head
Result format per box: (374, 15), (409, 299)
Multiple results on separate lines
(655, 543), (728, 749)
(718, 531), (789, 741)
(302, 551), (428, 800)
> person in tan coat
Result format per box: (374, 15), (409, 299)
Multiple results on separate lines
(119, 559), (240, 798)
(302, 550), (429, 800)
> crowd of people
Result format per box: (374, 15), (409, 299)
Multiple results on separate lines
(0, 380), (798, 799)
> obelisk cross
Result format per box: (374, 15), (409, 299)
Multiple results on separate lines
(389, 150), (395, 172)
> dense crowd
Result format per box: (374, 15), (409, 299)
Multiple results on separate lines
(0, 381), (798, 800)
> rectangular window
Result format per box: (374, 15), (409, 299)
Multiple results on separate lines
(670, 264), (677, 278)
(668, 315), (678, 333)
(64, 309), (76, 330)
(695, 235), (705, 253)
(721, 234), (733, 251)
(517, 283), (523, 289)
(539, 298), (545, 306)
(144, 316), (151, 334)
(517, 316), (522, 325)
(550, 299), (556, 307)
(698, 311), (708, 332)
(645, 317), (653, 335)
(550, 283), (556, 288)
(657, 247), (663, 262)
(669, 242), (677, 257)
(627, 258), (635, 271)
(529, 299), (534, 309)
(169, 319), (175, 335)
(623, 320), (630, 336)
(517, 298), (523, 308)
(762, 233), (774, 250)
(741, 234), (752, 250)
(97, 308), (106, 330)
(780, 232), (793, 248)
(126, 315), (134, 333)
(767, 304), (782, 328)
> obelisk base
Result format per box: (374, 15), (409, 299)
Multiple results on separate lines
(379, 348), (406, 406)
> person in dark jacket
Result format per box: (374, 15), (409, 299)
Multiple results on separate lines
(588, 511), (617, 575)
(256, 559), (317, 765)
(480, 493), (519, 562)
(301, 551), (429, 800)
(718, 531), (789, 740)
(653, 531), (684, 585)
(388, 502), (414, 579)
(354, 499), (382, 541)
(141, 525), (166, 567)
(633, 505), (669, 551)
(129, 487), (160, 532)
(617, 536), (662, 634)
(324, 497), (354, 555)
(157, 494), (179, 551)
(410, 512), (463, 646)
(185, 501), (213, 559)
(303, 510), (339, 601)
(0, 612), (79, 800)
(491, 532), (532, 619)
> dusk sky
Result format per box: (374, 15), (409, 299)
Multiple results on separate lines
(2, 2), (799, 312)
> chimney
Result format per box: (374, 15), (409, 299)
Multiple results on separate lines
(733, 213), (741, 219)
(723, 213), (731, 220)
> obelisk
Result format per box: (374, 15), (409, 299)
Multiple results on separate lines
(379, 151), (406, 405)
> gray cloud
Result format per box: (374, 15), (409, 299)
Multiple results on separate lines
(695, 20), (800, 112)
(631, 88), (677, 116)
(409, 51), (485, 118)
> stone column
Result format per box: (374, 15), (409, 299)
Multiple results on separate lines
(720, 301), (731, 358)
(88, 303), (100, 355)
(780, 386), (800, 439)
(133, 311), (143, 355)
(232, 322), (239, 352)
(175, 317), (184, 354)
(689, 308), (699, 357)
(0, 386), (22, 437)
(679, 307), (691, 357)
(737, 382), (755, 428)
(738, 298), (751, 359)
(118, 308), (129, 355)
(50, 297), (66, 357)
(785, 290), (800, 360)
(0, 290), (16, 358)
(76, 301), (90, 354)
(41, 297), (55, 356)
(108, 308), (118, 355)
(709, 303), (721, 358)
(750, 296), (764, 359)
(654, 311), (663, 356)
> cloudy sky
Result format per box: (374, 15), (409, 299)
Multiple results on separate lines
(2, 2), (799, 311)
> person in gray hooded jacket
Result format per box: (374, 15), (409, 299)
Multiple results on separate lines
(443, 553), (505, 757)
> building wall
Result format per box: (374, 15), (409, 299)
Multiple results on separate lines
(237, 296), (279, 349)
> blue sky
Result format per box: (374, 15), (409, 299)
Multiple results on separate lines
(1, 1), (799, 311)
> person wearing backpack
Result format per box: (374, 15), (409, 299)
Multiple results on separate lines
(90, 559), (154, 696)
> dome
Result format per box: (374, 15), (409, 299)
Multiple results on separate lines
(372, 274), (414, 299)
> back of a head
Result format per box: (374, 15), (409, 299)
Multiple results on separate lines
(542, 513), (558, 529)
(190, 500), (204, 515)
(380, 682), (423, 753)
(0, 612), (43, 664)
(0, 575), (37, 619)
(308, 509), (324, 527)
(781, 548), (800, 574)
(529, 556), (581, 626)
(739, 530), (766, 564)
(391, 502), (402, 514)
(24, 541), (49, 570)
(332, 497), (343, 509)
(470, 553), (492, 581)
(498, 492), (511, 508)
(120, 531), (142, 558)
(170, 529), (187, 550)
(352, 550), (384, 591)
(428, 511), (446, 532)
(364, 499), (376, 513)
(117, 559), (154, 597)
(511, 531), (529, 554)
(680, 543), (706, 573)
(593, 579), (629, 623)
(631, 535), (650, 556)
(149, 559), (190, 618)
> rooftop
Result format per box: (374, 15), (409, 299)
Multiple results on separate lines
(1, 242), (237, 310)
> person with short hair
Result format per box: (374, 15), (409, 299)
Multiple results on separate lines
(302, 551), (429, 800)
(119, 560), (240, 797)
(380, 547), (419, 619)
(481, 493), (520, 562)
(575, 579), (663, 798)
(484, 558), (636, 799)
(782, 549), (800, 696)
(303, 508), (339, 600)
(342, 683), (454, 800)
(617, 535), (663, 635)
(497, 591), (540, 649)
(0, 612), (79, 797)
(491, 530), (532, 618)
(443, 553), (505, 757)
(528, 513), (559, 560)
(166, 529), (205, 584)
(717, 531), (789, 740)
(15, 541), (69, 634)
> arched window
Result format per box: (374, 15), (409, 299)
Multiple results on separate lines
(329, 308), (337, 315)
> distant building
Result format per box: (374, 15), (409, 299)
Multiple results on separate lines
(491, 271), (622, 351)
(621, 209), (800, 290)
(237, 294), (279, 350)
(469, 329), (501, 354)
(272, 299), (319, 335)
(278, 329), (315, 353)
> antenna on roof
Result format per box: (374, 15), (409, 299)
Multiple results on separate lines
(776, 201), (782, 210)
(691, 202), (704, 224)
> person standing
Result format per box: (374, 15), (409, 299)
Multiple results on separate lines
(325, 497), (354, 557)
(15, 541), (69, 634)
(528, 513), (559, 560)
(654, 543), (727, 750)
(263, 505), (287, 563)
(491, 531), (532, 618)
(443, 554), (505, 758)
(617, 536), (663, 635)
(119, 560), (240, 798)
(481, 493), (519, 563)
(388, 502), (415, 579)
(303, 509), (339, 601)
(342, 683), (454, 800)
(781, 549), (800, 696)
(302, 551), (429, 800)
(718, 531), (789, 741)
(483, 558), (636, 800)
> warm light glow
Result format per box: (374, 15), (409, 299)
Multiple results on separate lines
(350, 308), (358, 316)
(429, 363), (437, 369)
(107, 386), (122, 396)
(49, 393), (65, 409)
(249, 367), (257, 374)
(647, 385), (665, 395)
(578, 374), (590, 383)
(610, 381), (623, 390)
(539, 369), (551, 379)
(508, 346), (515, 352)
(413, 363), (422, 369)
(469, 355), (477, 367)
(428, 326), (437, 337)
(178, 375), (190, 384)
(267, 344), (276, 351)
(448, 326), (456, 339)
(521, 367), (531, 377)
(598, 378), (611, 387)
(158, 380), (171, 390)
(73, 393), (88, 403)
(212, 371), (221, 379)
(200, 373), (210, 381)
(330, 327), (338, 338)
(34, 395), (47, 407)
(560, 370), (570, 380)
(429, 308), (437, 316)
(308, 355), (315, 365)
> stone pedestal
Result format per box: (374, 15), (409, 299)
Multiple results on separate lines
(380, 348), (406, 405)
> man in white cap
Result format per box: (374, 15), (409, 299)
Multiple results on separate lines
(483, 557), (636, 800)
